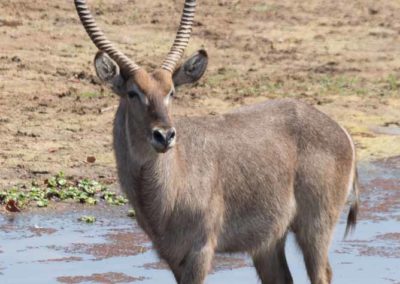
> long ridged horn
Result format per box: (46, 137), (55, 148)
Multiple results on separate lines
(74, 0), (140, 74)
(161, 0), (197, 73)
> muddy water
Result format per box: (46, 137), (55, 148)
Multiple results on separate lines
(0, 159), (399, 284)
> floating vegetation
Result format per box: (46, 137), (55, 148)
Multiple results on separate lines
(0, 172), (129, 211)
(78, 215), (96, 223)
(127, 209), (136, 218)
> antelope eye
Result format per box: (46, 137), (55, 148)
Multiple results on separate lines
(170, 90), (175, 97)
(127, 90), (139, 99)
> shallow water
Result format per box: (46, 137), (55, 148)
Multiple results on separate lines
(371, 126), (400, 136)
(0, 158), (399, 284)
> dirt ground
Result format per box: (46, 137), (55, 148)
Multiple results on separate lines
(1, 0), (400, 189)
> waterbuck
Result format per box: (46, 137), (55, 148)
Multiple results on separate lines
(74, 0), (359, 283)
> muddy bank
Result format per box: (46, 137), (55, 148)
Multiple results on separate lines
(1, 0), (400, 189)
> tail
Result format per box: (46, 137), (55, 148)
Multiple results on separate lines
(344, 168), (360, 238)
(340, 126), (360, 239)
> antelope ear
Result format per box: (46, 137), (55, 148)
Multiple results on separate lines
(173, 49), (208, 87)
(94, 51), (125, 93)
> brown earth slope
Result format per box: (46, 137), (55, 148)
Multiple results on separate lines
(0, 0), (399, 188)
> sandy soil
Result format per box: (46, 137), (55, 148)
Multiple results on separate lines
(1, 0), (400, 188)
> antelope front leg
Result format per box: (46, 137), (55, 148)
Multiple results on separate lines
(179, 242), (215, 284)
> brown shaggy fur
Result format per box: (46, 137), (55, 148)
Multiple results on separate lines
(91, 51), (359, 284)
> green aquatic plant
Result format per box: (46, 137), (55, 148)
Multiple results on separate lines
(78, 215), (96, 223)
(127, 209), (136, 218)
(0, 172), (129, 211)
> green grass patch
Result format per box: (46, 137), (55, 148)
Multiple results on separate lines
(317, 75), (360, 95)
(78, 92), (103, 98)
(251, 4), (277, 13)
(205, 68), (240, 89)
(386, 74), (400, 91)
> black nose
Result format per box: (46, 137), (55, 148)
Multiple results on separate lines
(152, 128), (176, 147)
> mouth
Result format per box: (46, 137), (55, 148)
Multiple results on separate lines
(150, 139), (175, 153)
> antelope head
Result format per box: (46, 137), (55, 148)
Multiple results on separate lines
(74, 0), (208, 153)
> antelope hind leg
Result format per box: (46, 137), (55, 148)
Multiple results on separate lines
(252, 234), (293, 284)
